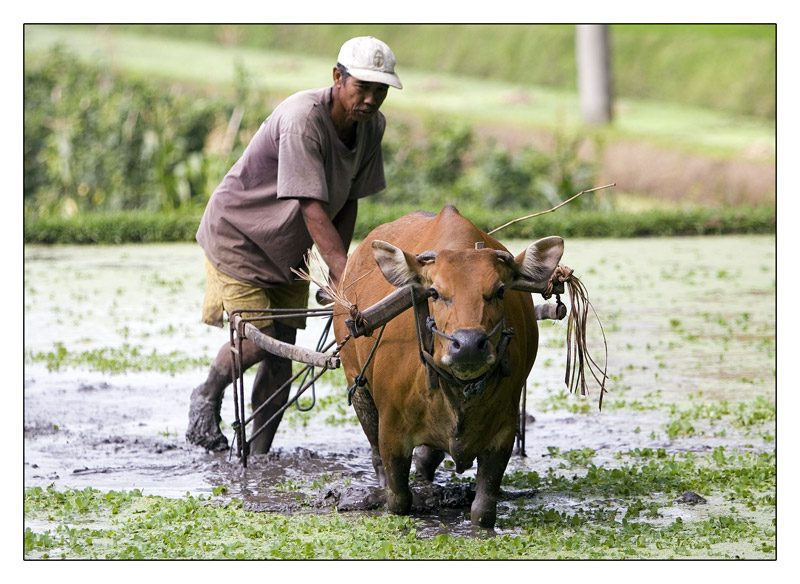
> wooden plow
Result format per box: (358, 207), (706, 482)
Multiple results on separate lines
(229, 280), (569, 467)
(227, 306), (337, 467)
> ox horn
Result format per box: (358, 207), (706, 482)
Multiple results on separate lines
(416, 250), (437, 264)
(494, 250), (515, 265)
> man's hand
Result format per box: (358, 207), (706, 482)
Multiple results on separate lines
(316, 288), (334, 306)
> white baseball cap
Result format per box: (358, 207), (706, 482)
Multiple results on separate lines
(337, 36), (403, 89)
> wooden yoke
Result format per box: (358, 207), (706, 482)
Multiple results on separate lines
(345, 281), (567, 341)
(345, 284), (429, 338)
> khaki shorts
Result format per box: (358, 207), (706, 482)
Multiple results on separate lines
(202, 257), (310, 330)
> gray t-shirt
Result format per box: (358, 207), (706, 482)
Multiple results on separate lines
(197, 87), (387, 287)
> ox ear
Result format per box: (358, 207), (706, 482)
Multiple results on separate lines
(508, 236), (565, 293)
(372, 240), (426, 288)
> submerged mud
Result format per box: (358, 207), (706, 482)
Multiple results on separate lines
(23, 365), (769, 521)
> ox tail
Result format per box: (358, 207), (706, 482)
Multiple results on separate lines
(563, 274), (609, 409)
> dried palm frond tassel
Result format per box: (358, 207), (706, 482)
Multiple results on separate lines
(291, 248), (354, 310)
(292, 249), (378, 336)
(563, 274), (609, 409)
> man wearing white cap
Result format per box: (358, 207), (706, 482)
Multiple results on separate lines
(188, 36), (402, 453)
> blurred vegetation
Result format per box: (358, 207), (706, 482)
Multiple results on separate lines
(23, 29), (776, 244)
(24, 48), (265, 217)
(25, 205), (775, 245)
(24, 47), (602, 221)
(107, 24), (776, 119)
(24, 211), (201, 244)
(379, 119), (599, 212)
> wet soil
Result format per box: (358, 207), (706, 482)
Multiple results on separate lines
(22, 365), (770, 523)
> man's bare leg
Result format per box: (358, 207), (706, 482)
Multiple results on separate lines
(248, 322), (297, 454)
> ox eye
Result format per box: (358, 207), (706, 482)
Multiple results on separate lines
(429, 288), (440, 301)
(483, 285), (505, 302)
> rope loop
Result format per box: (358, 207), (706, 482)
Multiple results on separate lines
(542, 264), (575, 300)
(347, 373), (368, 405)
(349, 304), (373, 337)
(346, 324), (386, 405)
(426, 316), (455, 342)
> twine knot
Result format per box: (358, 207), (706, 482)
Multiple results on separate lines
(542, 264), (575, 299)
(349, 304), (373, 336)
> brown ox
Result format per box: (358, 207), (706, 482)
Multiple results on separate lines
(332, 206), (563, 527)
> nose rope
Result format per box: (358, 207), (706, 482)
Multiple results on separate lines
(417, 302), (515, 396)
(426, 315), (506, 344)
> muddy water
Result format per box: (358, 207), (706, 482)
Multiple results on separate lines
(23, 236), (775, 528)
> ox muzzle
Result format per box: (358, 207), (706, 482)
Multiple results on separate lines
(431, 318), (505, 375)
(423, 311), (514, 396)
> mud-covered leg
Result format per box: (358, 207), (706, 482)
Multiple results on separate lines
(248, 322), (297, 454)
(350, 385), (385, 487)
(385, 455), (413, 515)
(187, 333), (268, 451)
(186, 366), (231, 451)
(380, 427), (413, 515)
(413, 445), (446, 483)
(472, 440), (514, 528)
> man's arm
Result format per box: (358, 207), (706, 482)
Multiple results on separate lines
(299, 199), (356, 288)
(332, 198), (358, 252)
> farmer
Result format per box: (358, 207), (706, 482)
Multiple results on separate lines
(187, 36), (402, 453)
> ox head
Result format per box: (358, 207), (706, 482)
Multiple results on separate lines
(372, 237), (564, 382)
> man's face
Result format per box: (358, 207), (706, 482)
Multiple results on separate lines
(335, 69), (389, 123)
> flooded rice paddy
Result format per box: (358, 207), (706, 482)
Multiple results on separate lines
(23, 235), (776, 557)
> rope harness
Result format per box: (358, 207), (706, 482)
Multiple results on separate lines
(418, 298), (516, 398)
(344, 285), (516, 403)
(346, 324), (385, 405)
(343, 262), (607, 405)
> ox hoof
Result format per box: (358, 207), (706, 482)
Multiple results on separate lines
(186, 417), (229, 452)
(386, 489), (412, 516)
(470, 490), (499, 528)
(470, 501), (497, 529)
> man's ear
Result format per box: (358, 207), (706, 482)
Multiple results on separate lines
(372, 240), (426, 288)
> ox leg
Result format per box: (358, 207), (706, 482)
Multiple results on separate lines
(413, 446), (446, 483)
(385, 455), (413, 515)
(350, 386), (386, 487)
(471, 441), (514, 529)
(380, 429), (413, 515)
(248, 322), (297, 454)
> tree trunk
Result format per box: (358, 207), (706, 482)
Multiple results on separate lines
(576, 24), (613, 125)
